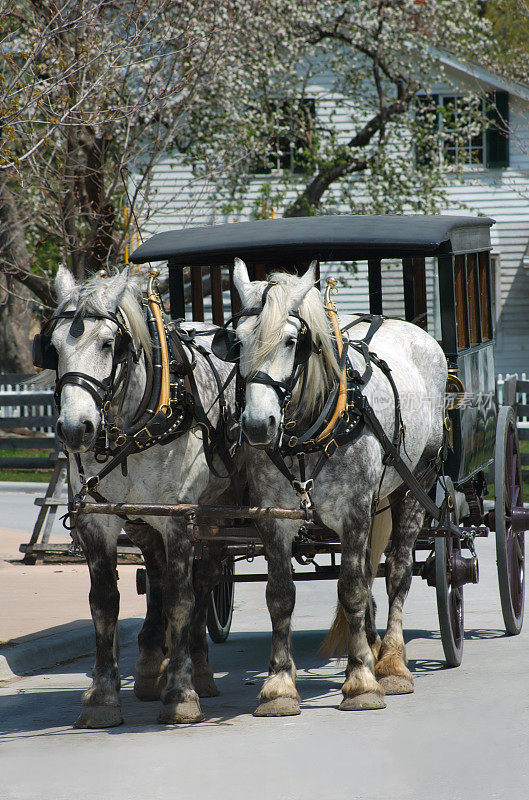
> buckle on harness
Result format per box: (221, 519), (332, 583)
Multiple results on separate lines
(134, 426), (152, 446)
(292, 478), (314, 495)
(324, 438), (338, 458)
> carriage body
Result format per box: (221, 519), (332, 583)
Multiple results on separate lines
(130, 214), (525, 658)
(131, 213), (497, 490)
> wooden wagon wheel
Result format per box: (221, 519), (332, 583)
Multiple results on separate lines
(494, 405), (525, 635)
(434, 477), (464, 667)
(207, 556), (235, 643)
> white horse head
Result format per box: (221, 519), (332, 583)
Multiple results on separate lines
(52, 266), (150, 452)
(233, 258), (340, 447)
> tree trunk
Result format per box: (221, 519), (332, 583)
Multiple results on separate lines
(0, 183), (36, 373)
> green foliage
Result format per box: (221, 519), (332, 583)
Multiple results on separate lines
(184, 0), (490, 227)
(484, 1), (529, 80)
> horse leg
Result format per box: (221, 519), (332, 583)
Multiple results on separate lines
(254, 526), (300, 717)
(73, 516), (123, 729)
(338, 513), (386, 711)
(124, 522), (169, 702)
(190, 547), (222, 697)
(365, 593), (382, 662)
(375, 488), (425, 695)
(158, 527), (203, 724)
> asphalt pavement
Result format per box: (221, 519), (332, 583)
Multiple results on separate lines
(1, 499), (528, 800)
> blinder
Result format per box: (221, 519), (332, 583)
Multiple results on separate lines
(114, 330), (131, 363)
(211, 318), (315, 366)
(211, 328), (241, 363)
(294, 322), (314, 365)
(32, 332), (58, 371)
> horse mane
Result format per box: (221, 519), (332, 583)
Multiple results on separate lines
(57, 271), (152, 363)
(241, 271), (341, 420)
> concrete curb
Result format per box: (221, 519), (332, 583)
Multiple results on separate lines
(0, 618), (142, 682)
(0, 481), (46, 493)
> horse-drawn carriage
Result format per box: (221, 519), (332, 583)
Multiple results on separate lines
(33, 213), (527, 725)
(128, 214), (526, 666)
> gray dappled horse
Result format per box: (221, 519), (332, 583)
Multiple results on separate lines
(49, 267), (238, 727)
(231, 259), (447, 715)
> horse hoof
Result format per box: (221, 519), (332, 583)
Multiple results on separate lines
(193, 673), (220, 698)
(339, 692), (386, 711)
(377, 675), (414, 695)
(158, 699), (204, 725)
(73, 705), (123, 729)
(134, 674), (166, 702)
(253, 697), (301, 717)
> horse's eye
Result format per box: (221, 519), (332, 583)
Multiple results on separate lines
(101, 341), (113, 351)
(285, 337), (296, 348)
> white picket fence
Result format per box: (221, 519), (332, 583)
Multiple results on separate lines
(497, 372), (529, 426)
(0, 374), (56, 436)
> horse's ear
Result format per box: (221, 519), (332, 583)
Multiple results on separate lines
(54, 265), (76, 301)
(233, 257), (252, 306)
(289, 261), (317, 311)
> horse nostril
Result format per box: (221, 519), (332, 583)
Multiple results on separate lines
(56, 420), (64, 441)
(268, 416), (276, 430)
(82, 419), (94, 437)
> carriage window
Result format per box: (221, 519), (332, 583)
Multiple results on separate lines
(454, 251), (493, 351)
(478, 251), (492, 340)
(454, 255), (470, 350)
(467, 253), (481, 346)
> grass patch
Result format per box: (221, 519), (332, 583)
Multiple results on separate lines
(0, 448), (53, 458)
(0, 469), (53, 482)
(0, 447), (55, 483)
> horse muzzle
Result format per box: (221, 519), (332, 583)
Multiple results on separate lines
(56, 417), (97, 453)
(241, 412), (278, 448)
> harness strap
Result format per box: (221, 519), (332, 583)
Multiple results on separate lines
(56, 372), (111, 409)
(341, 314), (384, 344)
(169, 328), (241, 501)
(359, 396), (441, 522)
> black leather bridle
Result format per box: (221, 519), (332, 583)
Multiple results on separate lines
(33, 309), (135, 414)
(211, 283), (321, 426)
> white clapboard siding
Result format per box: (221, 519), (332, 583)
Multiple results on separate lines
(135, 68), (529, 376)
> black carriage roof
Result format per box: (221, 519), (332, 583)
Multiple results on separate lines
(130, 214), (494, 266)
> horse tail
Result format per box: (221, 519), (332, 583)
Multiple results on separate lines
(319, 602), (351, 659)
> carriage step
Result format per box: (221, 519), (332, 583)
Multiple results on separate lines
(20, 542), (142, 556)
(34, 497), (68, 507)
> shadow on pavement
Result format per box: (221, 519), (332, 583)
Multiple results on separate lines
(1, 620), (93, 648)
(0, 626), (508, 738)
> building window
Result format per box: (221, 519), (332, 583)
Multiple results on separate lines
(416, 90), (509, 169)
(252, 98), (316, 174)
(441, 95), (485, 166)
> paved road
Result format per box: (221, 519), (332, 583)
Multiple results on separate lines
(1, 532), (528, 800)
(0, 484), (55, 539)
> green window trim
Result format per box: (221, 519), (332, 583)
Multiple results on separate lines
(486, 90), (509, 169)
(415, 90), (510, 170)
